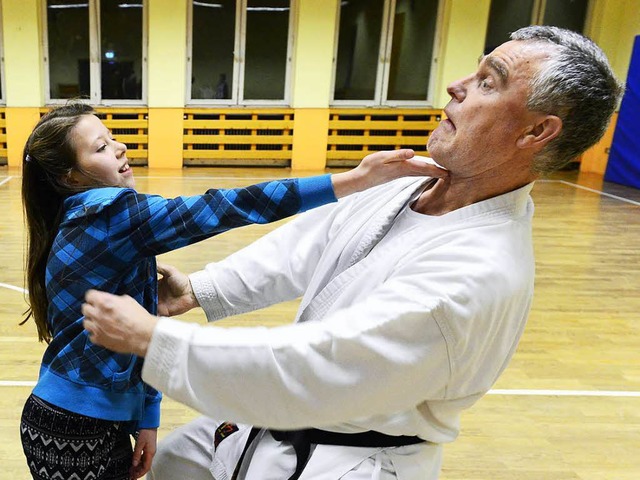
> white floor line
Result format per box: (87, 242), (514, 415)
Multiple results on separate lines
(0, 175), (306, 182)
(0, 176), (13, 187)
(538, 178), (640, 206)
(141, 176), (293, 181)
(558, 180), (640, 207)
(0, 282), (27, 294)
(0, 381), (637, 398)
(488, 388), (640, 397)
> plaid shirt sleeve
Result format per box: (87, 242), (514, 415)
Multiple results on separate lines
(106, 175), (336, 260)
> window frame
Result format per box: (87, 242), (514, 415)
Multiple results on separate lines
(186, 0), (296, 107)
(42, 0), (148, 106)
(330, 0), (444, 108)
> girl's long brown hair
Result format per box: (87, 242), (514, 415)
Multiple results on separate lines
(21, 102), (96, 343)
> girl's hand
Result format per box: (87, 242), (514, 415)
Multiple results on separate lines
(331, 149), (449, 198)
(130, 428), (157, 478)
(157, 262), (199, 317)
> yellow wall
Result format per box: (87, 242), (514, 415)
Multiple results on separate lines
(148, 108), (184, 169)
(2, 0), (43, 166)
(147, 0), (188, 168)
(291, 0), (339, 108)
(588, 0), (640, 85)
(290, 0), (338, 170)
(2, 0), (42, 107)
(148, 0), (188, 107)
(434, 0), (491, 108)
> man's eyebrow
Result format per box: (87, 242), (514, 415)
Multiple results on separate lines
(478, 54), (508, 86)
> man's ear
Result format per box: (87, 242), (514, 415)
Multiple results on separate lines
(517, 115), (562, 150)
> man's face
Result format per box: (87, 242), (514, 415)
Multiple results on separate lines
(427, 40), (551, 177)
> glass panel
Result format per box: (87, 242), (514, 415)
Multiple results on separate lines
(47, 0), (90, 99)
(334, 0), (385, 101)
(543, 0), (589, 33)
(191, 0), (236, 100)
(484, 0), (535, 54)
(387, 0), (439, 101)
(244, 0), (291, 100)
(100, 0), (143, 100)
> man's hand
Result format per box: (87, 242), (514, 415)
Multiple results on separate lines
(82, 290), (158, 357)
(157, 263), (199, 316)
(331, 149), (449, 198)
(130, 428), (157, 479)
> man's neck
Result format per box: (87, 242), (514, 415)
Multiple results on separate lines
(412, 174), (534, 216)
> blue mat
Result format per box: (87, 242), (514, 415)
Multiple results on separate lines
(605, 35), (640, 189)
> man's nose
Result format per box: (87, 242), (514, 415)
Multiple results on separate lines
(446, 75), (471, 102)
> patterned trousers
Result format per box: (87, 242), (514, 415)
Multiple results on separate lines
(20, 394), (134, 480)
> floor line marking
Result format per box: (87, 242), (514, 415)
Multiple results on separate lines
(0, 381), (36, 387)
(0, 282), (27, 294)
(537, 179), (640, 206)
(558, 180), (640, 206)
(487, 389), (640, 397)
(0, 176), (13, 187)
(0, 175), (292, 182)
(0, 382), (637, 397)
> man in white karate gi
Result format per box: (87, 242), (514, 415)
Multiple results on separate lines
(82, 26), (623, 480)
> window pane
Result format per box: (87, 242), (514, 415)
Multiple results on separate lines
(47, 0), (90, 99)
(484, 0), (535, 54)
(244, 0), (291, 100)
(387, 0), (439, 101)
(334, 0), (385, 101)
(543, 0), (588, 33)
(100, 0), (143, 100)
(191, 0), (235, 100)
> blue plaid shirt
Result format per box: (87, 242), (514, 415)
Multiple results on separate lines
(33, 175), (335, 428)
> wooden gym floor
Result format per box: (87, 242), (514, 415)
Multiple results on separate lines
(0, 165), (638, 479)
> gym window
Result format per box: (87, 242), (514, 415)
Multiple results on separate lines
(484, 0), (590, 54)
(331, 0), (442, 107)
(188, 0), (294, 105)
(43, 0), (147, 104)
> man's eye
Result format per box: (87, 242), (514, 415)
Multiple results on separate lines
(479, 79), (492, 90)
(97, 144), (107, 152)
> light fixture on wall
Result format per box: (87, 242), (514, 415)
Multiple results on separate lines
(193, 1), (224, 7)
(48, 3), (89, 9)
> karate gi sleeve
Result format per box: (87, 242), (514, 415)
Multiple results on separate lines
(189, 199), (349, 321)
(142, 261), (454, 430)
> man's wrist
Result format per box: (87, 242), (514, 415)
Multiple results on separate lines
(136, 314), (159, 357)
(187, 279), (199, 309)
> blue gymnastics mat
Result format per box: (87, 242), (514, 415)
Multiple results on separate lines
(605, 35), (640, 189)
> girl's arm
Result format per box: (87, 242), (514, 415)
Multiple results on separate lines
(108, 149), (447, 260)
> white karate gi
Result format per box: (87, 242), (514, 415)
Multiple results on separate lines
(144, 177), (536, 479)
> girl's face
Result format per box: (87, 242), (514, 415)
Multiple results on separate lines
(68, 114), (135, 189)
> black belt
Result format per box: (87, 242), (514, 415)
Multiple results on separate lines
(232, 427), (425, 480)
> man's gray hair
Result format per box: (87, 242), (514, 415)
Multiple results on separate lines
(510, 26), (624, 174)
